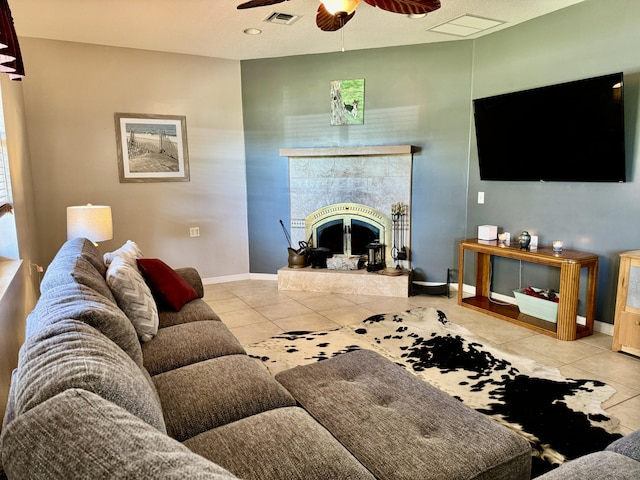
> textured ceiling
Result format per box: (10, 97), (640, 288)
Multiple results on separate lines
(10, 0), (586, 60)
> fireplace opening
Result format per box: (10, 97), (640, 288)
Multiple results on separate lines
(317, 218), (380, 256)
(305, 203), (394, 267)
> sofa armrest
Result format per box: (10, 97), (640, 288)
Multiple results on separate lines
(606, 429), (640, 462)
(1, 389), (238, 480)
(174, 267), (204, 298)
(534, 451), (640, 479)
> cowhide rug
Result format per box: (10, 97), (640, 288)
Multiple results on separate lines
(246, 307), (623, 477)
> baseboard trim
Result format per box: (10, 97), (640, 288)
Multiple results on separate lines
(250, 273), (279, 281)
(457, 283), (613, 336)
(202, 272), (278, 284)
(202, 273), (249, 284)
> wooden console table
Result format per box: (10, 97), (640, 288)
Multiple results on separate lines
(457, 239), (598, 341)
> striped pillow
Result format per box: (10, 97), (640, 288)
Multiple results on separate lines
(106, 256), (158, 342)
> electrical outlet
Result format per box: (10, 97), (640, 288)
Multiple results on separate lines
(189, 227), (200, 237)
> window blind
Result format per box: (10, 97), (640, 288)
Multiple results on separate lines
(0, 92), (11, 216)
(0, 142), (10, 203)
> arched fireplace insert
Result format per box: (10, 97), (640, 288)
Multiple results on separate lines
(305, 203), (393, 265)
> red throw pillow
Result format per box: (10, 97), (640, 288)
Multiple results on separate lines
(136, 258), (199, 311)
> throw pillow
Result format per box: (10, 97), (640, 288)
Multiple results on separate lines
(106, 256), (159, 342)
(103, 240), (143, 267)
(137, 258), (199, 311)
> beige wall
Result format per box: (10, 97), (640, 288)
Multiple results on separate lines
(20, 38), (250, 277)
(0, 76), (40, 432)
(1, 38), (249, 428)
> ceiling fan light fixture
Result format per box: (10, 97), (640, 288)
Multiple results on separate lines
(320, 0), (361, 16)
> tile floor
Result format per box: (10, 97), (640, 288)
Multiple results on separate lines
(202, 279), (640, 436)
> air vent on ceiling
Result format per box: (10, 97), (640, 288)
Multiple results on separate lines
(263, 12), (301, 25)
(429, 14), (504, 37)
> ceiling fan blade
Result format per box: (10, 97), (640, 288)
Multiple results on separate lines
(363, 0), (441, 15)
(316, 3), (356, 31)
(237, 0), (287, 9)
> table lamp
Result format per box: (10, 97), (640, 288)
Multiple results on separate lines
(67, 204), (113, 245)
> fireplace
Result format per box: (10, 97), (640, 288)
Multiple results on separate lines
(283, 145), (413, 270)
(278, 145), (414, 297)
(306, 203), (392, 263)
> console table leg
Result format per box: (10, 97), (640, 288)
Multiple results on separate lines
(584, 263), (598, 336)
(458, 242), (465, 304)
(557, 262), (581, 341)
(476, 253), (491, 298)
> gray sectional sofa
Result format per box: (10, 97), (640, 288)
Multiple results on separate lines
(0, 238), (374, 479)
(534, 430), (640, 479)
(3, 237), (629, 479)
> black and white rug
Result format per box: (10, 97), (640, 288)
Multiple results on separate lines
(247, 307), (623, 476)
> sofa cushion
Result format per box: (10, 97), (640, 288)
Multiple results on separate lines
(25, 282), (143, 366)
(1, 389), (238, 480)
(1, 369), (17, 432)
(142, 321), (245, 376)
(14, 319), (166, 433)
(106, 255), (159, 342)
(137, 258), (199, 311)
(41, 253), (116, 303)
(185, 406), (375, 480)
(48, 237), (109, 276)
(159, 298), (221, 328)
(154, 354), (296, 441)
(534, 451), (640, 479)
(103, 239), (143, 267)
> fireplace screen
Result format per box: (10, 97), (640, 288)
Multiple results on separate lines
(305, 203), (394, 267)
(317, 218), (380, 256)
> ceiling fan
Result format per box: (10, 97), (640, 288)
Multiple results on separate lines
(237, 0), (442, 32)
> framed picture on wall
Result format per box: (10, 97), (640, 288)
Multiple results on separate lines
(114, 113), (190, 183)
(330, 79), (364, 126)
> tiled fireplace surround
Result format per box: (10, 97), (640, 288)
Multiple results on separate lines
(278, 146), (414, 297)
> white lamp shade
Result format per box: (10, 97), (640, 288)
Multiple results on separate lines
(67, 204), (113, 242)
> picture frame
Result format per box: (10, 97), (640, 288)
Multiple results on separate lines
(114, 113), (190, 183)
(330, 79), (365, 126)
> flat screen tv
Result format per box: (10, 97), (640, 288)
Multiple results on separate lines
(473, 73), (625, 182)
